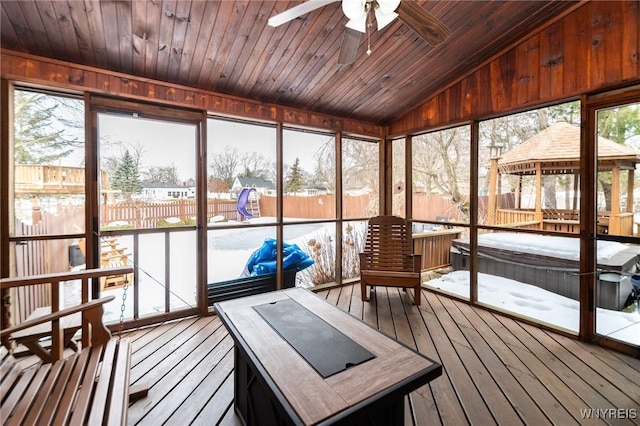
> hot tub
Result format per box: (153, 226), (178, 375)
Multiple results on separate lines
(451, 233), (639, 310)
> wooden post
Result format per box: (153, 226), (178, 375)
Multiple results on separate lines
(610, 167), (620, 234)
(573, 172), (579, 211)
(1, 79), (12, 349)
(487, 158), (498, 225)
(535, 162), (543, 228)
(627, 168), (634, 213)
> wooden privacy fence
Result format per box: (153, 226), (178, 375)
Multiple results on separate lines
(259, 194), (374, 219)
(10, 206), (85, 328)
(101, 199), (238, 227)
(412, 194), (465, 221)
(101, 194), (468, 225)
(15, 207), (83, 274)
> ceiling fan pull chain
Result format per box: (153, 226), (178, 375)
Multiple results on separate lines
(366, 1), (373, 55)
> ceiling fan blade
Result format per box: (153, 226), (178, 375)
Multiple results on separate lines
(338, 27), (362, 65)
(396, 0), (450, 46)
(268, 0), (339, 27)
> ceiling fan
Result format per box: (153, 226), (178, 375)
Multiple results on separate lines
(268, 0), (450, 65)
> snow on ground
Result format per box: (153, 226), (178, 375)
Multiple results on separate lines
(426, 270), (640, 345)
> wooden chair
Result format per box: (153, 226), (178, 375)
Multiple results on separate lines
(359, 216), (422, 305)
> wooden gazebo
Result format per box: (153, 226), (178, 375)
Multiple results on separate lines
(487, 122), (640, 235)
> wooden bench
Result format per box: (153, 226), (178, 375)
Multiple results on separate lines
(0, 267), (143, 424)
(0, 297), (132, 425)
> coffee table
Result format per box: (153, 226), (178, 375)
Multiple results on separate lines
(215, 288), (442, 425)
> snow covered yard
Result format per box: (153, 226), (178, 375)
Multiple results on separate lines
(426, 270), (640, 345)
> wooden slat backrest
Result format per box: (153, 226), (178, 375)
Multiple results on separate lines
(7, 361), (59, 426)
(0, 362), (37, 410)
(52, 349), (92, 425)
(68, 344), (105, 424)
(106, 338), (131, 426)
(37, 353), (81, 425)
(363, 216), (414, 271)
(0, 347), (18, 397)
(85, 337), (135, 426)
(88, 339), (117, 425)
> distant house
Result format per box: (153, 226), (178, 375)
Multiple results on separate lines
(231, 177), (275, 196)
(141, 182), (195, 200)
(298, 185), (329, 196)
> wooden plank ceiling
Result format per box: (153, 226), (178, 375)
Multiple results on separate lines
(0, 1), (579, 125)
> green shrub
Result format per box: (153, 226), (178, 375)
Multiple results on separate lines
(156, 217), (196, 227)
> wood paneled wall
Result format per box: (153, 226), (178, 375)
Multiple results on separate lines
(389, 1), (640, 137)
(0, 49), (383, 139)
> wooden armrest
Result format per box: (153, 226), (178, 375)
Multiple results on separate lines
(0, 296), (115, 337)
(0, 267), (133, 290)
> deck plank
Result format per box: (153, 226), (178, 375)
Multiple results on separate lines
(407, 297), (469, 425)
(166, 347), (234, 424)
(128, 318), (225, 422)
(190, 372), (235, 426)
(546, 330), (640, 398)
(420, 291), (497, 425)
(527, 324), (640, 410)
(122, 285), (639, 426)
(134, 334), (233, 424)
(492, 315), (611, 424)
(393, 293), (447, 426)
(457, 301), (577, 425)
(440, 296), (551, 423)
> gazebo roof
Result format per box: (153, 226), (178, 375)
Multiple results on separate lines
(498, 122), (640, 174)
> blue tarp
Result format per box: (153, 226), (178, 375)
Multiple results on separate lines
(243, 238), (314, 276)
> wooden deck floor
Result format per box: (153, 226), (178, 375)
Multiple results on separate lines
(124, 285), (640, 425)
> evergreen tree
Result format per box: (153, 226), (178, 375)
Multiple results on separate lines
(14, 90), (83, 164)
(285, 158), (305, 194)
(112, 150), (142, 199)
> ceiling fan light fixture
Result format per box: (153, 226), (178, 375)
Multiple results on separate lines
(374, 0), (400, 29)
(374, 10), (397, 30)
(346, 16), (367, 32)
(342, 0), (368, 32)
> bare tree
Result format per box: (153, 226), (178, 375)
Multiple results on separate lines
(238, 152), (271, 179)
(144, 163), (180, 185)
(413, 127), (471, 218)
(209, 146), (240, 189)
(343, 138), (379, 215)
(312, 141), (336, 192)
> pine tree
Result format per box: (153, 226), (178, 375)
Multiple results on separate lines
(112, 149), (142, 199)
(285, 157), (305, 194)
(14, 90), (83, 164)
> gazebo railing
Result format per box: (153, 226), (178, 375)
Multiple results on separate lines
(494, 208), (634, 236)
